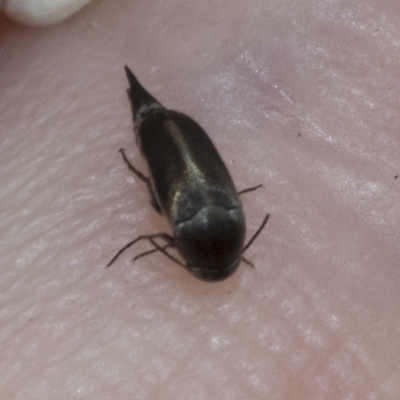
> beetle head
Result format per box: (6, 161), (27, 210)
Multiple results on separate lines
(174, 206), (245, 281)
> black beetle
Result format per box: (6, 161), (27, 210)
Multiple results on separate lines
(107, 66), (269, 281)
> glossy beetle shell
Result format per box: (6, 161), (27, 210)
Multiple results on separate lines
(124, 66), (246, 281)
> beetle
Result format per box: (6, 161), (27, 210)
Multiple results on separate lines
(107, 66), (269, 281)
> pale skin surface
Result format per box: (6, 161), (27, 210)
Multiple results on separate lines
(1, 0), (400, 398)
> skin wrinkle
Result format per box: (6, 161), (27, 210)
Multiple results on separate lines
(1, 0), (400, 399)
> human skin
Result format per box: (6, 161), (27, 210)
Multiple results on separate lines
(1, 0), (400, 398)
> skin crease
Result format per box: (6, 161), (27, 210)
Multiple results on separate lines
(1, 0), (400, 398)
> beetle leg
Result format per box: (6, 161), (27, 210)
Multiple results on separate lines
(119, 148), (148, 183)
(148, 237), (185, 267)
(106, 232), (172, 267)
(238, 184), (263, 195)
(242, 213), (270, 254)
(119, 148), (162, 214)
(133, 242), (172, 261)
(241, 256), (254, 267)
(132, 235), (185, 267)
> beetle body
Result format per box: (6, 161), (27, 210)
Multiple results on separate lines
(124, 66), (245, 281)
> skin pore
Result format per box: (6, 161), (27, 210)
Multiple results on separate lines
(1, 0), (400, 398)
